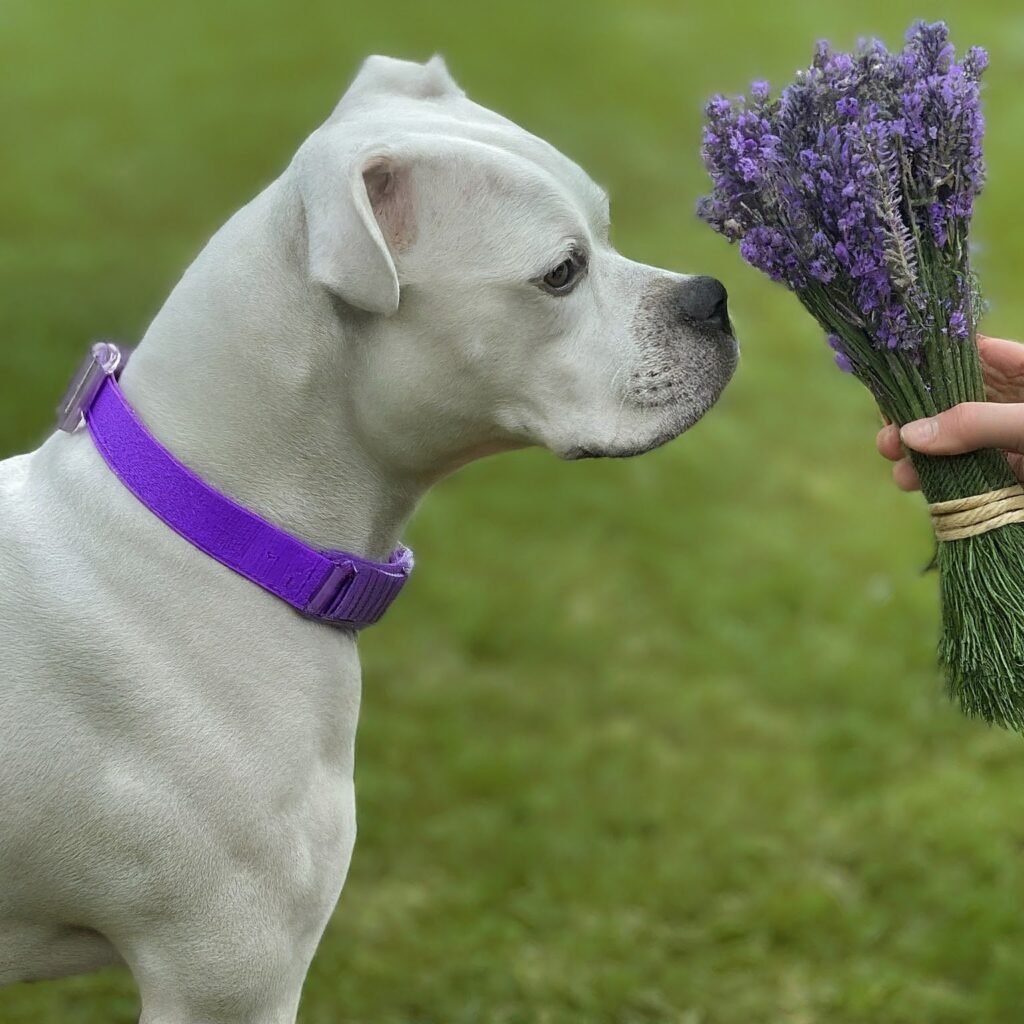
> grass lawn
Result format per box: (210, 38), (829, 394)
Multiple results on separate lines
(4, 1), (1024, 1021)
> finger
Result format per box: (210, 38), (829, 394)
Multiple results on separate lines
(978, 334), (1024, 377)
(978, 335), (1024, 401)
(892, 457), (922, 492)
(900, 403), (1024, 456)
(876, 424), (904, 461)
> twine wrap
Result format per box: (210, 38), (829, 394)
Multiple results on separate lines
(929, 485), (1024, 542)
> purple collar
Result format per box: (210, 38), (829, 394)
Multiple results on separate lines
(57, 342), (413, 630)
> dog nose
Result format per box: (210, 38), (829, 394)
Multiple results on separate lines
(678, 276), (730, 330)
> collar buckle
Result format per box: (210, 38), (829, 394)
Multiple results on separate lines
(56, 341), (125, 433)
(305, 548), (413, 627)
(306, 562), (357, 619)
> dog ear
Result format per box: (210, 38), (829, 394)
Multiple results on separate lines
(295, 133), (407, 316)
(363, 156), (417, 257)
(334, 54), (463, 111)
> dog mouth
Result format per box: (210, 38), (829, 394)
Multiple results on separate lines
(562, 430), (679, 460)
(561, 402), (717, 461)
(561, 349), (737, 462)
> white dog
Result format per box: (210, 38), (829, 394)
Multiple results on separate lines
(0, 55), (736, 1021)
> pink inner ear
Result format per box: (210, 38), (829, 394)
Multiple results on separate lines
(364, 159), (417, 253)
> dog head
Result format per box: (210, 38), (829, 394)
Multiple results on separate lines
(290, 55), (737, 474)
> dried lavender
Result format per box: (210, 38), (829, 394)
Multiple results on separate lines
(699, 22), (1024, 730)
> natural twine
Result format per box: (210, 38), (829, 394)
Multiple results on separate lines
(930, 485), (1024, 542)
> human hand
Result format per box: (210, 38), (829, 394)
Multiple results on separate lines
(876, 334), (1024, 491)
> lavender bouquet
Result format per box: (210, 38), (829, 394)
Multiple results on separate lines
(698, 21), (1024, 730)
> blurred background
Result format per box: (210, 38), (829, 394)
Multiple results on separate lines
(3, 1), (1024, 1021)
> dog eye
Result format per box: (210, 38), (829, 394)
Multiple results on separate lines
(544, 260), (575, 289)
(539, 252), (586, 294)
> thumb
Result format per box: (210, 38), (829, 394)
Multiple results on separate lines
(900, 402), (1024, 456)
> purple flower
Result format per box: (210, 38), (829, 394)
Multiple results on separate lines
(949, 310), (969, 338)
(965, 46), (989, 76)
(827, 334), (855, 373)
(929, 203), (949, 248)
(739, 226), (805, 286)
(697, 21), (986, 366)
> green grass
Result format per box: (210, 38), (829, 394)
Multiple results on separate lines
(4, 1), (1024, 1021)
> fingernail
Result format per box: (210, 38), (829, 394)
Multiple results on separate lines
(901, 418), (938, 447)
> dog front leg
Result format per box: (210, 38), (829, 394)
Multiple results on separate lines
(127, 933), (312, 1024)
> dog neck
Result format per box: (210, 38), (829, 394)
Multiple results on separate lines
(117, 176), (423, 562)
